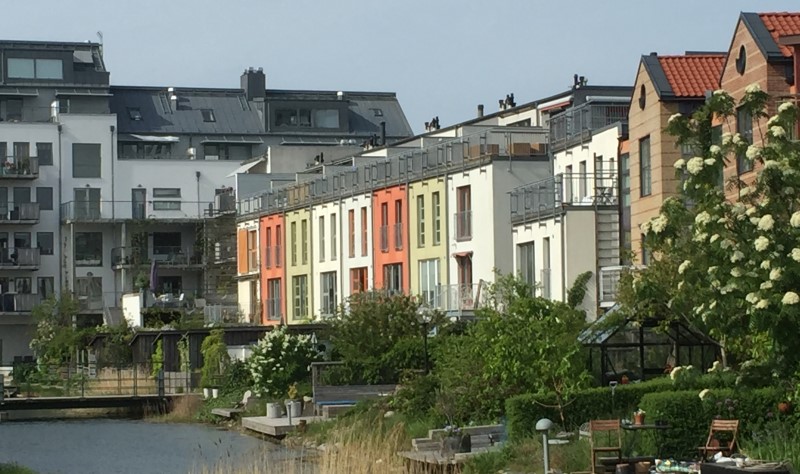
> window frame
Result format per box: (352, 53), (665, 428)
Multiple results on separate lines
(639, 136), (652, 197)
(75, 231), (103, 266)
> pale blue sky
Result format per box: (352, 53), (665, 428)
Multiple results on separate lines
(4, 0), (799, 133)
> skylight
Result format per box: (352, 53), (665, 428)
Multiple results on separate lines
(201, 109), (216, 122)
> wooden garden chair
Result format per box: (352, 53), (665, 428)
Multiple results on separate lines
(698, 419), (739, 460)
(590, 419), (622, 474)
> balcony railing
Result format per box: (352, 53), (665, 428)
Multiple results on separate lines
(510, 172), (618, 224)
(0, 293), (42, 313)
(549, 102), (628, 151)
(111, 246), (201, 267)
(0, 202), (40, 223)
(274, 245), (282, 267)
(540, 268), (551, 299)
(0, 247), (40, 268)
(379, 225), (389, 253)
(213, 239), (236, 263)
(435, 283), (483, 312)
(393, 223), (403, 250)
(61, 200), (214, 222)
(248, 252), (259, 273)
(0, 157), (39, 178)
(455, 210), (472, 241)
(265, 298), (282, 321)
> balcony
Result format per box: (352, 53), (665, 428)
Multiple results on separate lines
(509, 173), (618, 224)
(110, 246), (202, 269)
(435, 284), (484, 313)
(0, 247), (41, 270)
(393, 223), (403, 250)
(549, 102), (628, 151)
(379, 225), (389, 253)
(61, 200), (214, 223)
(0, 293), (42, 314)
(0, 157), (39, 179)
(455, 210), (472, 241)
(213, 238), (236, 264)
(0, 202), (40, 224)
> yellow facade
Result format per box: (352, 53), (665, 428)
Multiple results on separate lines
(284, 208), (312, 323)
(408, 177), (448, 305)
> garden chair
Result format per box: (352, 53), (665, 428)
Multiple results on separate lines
(589, 419), (622, 474)
(698, 419), (739, 460)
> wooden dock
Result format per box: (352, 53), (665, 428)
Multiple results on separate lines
(242, 415), (323, 437)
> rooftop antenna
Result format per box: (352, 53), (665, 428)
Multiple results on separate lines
(96, 31), (104, 57)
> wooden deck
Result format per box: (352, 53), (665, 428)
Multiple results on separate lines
(211, 407), (244, 419)
(242, 415), (323, 437)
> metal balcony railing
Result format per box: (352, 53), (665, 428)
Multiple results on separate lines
(393, 223), (403, 250)
(0, 247), (40, 268)
(379, 225), (389, 253)
(435, 283), (483, 312)
(0, 293), (42, 313)
(265, 298), (282, 321)
(455, 210), (472, 241)
(509, 172), (618, 224)
(0, 202), (40, 223)
(61, 200), (214, 222)
(0, 156), (39, 178)
(274, 245), (282, 267)
(111, 246), (202, 267)
(549, 102), (628, 151)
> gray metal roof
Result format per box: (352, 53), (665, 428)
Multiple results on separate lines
(110, 87), (265, 135)
(741, 12), (786, 62)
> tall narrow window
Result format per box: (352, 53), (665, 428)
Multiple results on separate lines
(541, 237), (551, 299)
(456, 186), (472, 240)
(318, 216), (325, 262)
(247, 230), (258, 272)
(579, 160), (587, 200)
(639, 136), (652, 197)
(361, 207), (368, 256)
(432, 192), (441, 245)
(330, 213), (337, 260)
(351, 267), (368, 293)
(290, 222), (297, 266)
(736, 107), (753, 174)
(267, 278), (282, 321)
(417, 195), (425, 247)
(564, 165), (574, 202)
(275, 225), (282, 267)
(301, 219), (308, 264)
(419, 259), (440, 307)
(265, 227), (272, 268)
(517, 242), (536, 293)
(320, 272), (337, 317)
(383, 263), (403, 294)
(394, 199), (403, 250)
(348, 210), (355, 257)
(380, 203), (389, 252)
(292, 275), (308, 320)
(641, 233), (651, 266)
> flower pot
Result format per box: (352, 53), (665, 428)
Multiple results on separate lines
(285, 400), (301, 418)
(203, 388), (211, 399)
(211, 388), (219, 399)
(266, 402), (283, 419)
(633, 413), (646, 425)
(778, 402), (792, 414)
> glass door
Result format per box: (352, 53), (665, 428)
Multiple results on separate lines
(132, 188), (146, 219)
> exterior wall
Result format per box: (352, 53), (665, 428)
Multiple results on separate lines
(235, 219), (259, 322)
(563, 210), (600, 320)
(372, 184), (409, 292)
(310, 201), (341, 319)
(284, 208), (312, 323)
(259, 213), (284, 325)
(340, 193), (373, 296)
(512, 218), (565, 302)
(628, 63), (682, 262)
(553, 124), (621, 176)
(408, 177), (448, 304)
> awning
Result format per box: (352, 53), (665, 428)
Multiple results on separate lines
(55, 88), (112, 97)
(227, 158), (266, 177)
(452, 251), (473, 258)
(123, 134), (181, 143)
(201, 135), (264, 144)
(0, 88), (38, 97)
(539, 99), (571, 112)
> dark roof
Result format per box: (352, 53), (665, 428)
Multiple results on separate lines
(110, 86), (265, 135)
(641, 53), (724, 100)
(740, 12), (800, 62)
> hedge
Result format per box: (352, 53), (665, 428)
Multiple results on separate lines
(638, 387), (785, 459)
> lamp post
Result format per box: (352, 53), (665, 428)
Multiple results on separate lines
(417, 304), (432, 375)
(536, 418), (554, 474)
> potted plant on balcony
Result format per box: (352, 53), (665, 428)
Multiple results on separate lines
(284, 383), (301, 419)
(633, 408), (646, 425)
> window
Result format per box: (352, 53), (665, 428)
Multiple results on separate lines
(542, 237), (551, 299)
(247, 230), (258, 271)
(564, 164), (574, 202)
(275, 107), (340, 129)
(360, 207), (368, 256)
(7, 58), (63, 79)
(203, 143), (250, 161)
(38, 277), (54, 299)
(456, 186), (472, 240)
(394, 199), (403, 250)
(419, 259), (440, 307)
(14, 142), (29, 160)
(119, 142), (172, 160)
(517, 242), (535, 291)
(736, 107), (753, 174)
(267, 278), (281, 321)
(153, 188), (181, 198)
(36, 187), (53, 211)
(75, 232), (103, 266)
(36, 143), (53, 166)
(370, 108), (384, 117)
(72, 143), (101, 178)
(14, 232), (31, 249)
(380, 203), (389, 252)
(291, 222), (297, 266)
(417, 195), (426, 247)
(457, 255), (473, 288)
(320, 272), (337, 317)
(330, 214), (337, 260)
(348, 210), (355, 257)
(127, 108), (142, 121)
(301, 219), (308, 264)
(383, 263), (403, 294)
(14, 186), (31, 205)
(639, 136), (652, 196)
(153, 201), (180, 210)
(351, 267), (368, 293)
(318, 216), (325, 262)
(620, 153), (631, 209)
(265, 228), (272, 268)
(75, 276), (102, 309)
(153, 232), (181, 256)
(201, 109), (216, 122)
(579, 160), (587, 200)
(15, 277), (32, 294)
(292, 275), (308, 320)
(432, 192), (441, 245)
(37, 232), (54, 255)
(275, 225), (282, 267)
(74, 187), (100, 219)
(0, 100), (22, 121)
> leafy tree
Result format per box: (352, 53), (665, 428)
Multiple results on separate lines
(98, 319), (134, 367)
(151, 339), (164, 378)
(200, 329), (230, 388)
(618, 84), (800, 377)
(29, 293), (94, 366)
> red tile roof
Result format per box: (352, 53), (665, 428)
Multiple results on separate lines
(759, 12), (800, 57)
(657, 55), (725, 98)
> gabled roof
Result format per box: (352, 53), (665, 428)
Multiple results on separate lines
(741, 12), (800, 61)
(641, 52), (725, 100)
(111, 87), (265, 135)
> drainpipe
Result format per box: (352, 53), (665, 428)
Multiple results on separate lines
(57, 124), (64, 292)
(110, 125), (117, 304)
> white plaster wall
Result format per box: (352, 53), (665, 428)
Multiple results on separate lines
(553, 124), (621, 176)
(512, 218), (565, 302)
(311, 201), (342, 319)
(447, 165), (496, 285)
(340, 193), (373, 295)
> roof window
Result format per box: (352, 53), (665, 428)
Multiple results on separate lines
(127, 107), (142, 121)
(201, 109), (216, 122)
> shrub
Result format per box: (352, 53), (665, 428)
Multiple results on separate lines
(151, 339), (163, 378)
(390, 373), (440, 419)
(247, 325), (319, 398)
(200, 329), (230, 388)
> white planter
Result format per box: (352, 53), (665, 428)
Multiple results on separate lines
(285, 400), (301, 418)
(266, 402), (283, 419)
(203, 388), (211, 399)
(211, 388), (219, 399)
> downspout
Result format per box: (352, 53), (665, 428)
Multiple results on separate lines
(338, 195), (344, 316)
(110, 125), (117, 303)
(57, 124), (64, 292)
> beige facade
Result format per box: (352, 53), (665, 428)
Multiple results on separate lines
(408, 177), (448, 307)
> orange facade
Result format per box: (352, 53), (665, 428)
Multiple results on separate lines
(259, 214), (285, 325)
(372, 185), (409, 293)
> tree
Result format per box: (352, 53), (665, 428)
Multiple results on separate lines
(619, 85), (800, 377)
(200, 329), (230, 388)
(30, 293), (92, 366)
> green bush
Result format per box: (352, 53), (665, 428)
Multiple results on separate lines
(390, 372), (440, 419)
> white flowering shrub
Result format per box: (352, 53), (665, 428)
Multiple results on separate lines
(247, 326), (320, 398)
(620, 85), (800, 377)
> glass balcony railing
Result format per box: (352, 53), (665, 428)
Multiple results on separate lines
(111, 246), (202, 267)
(0, 293), (42, 313)
(0, 203), (40, 223)
(0, 247), (41, 268)
(0, 157), (39, 178)
(61, 200), (214, 222)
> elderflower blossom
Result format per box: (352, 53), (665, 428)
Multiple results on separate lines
(695, 211), (712, 226)
(678, 260), (691, 275)
(732, 133), (744, 145)
(760, 260), (771, 270)
(704, 158), (716, 166)
(640, 220), (652, 235)
(754, 236), (770, 252)
(721, 240), (734, 250)
(779, 101), (796, 113)
(730, 267), (743, 278)
(740, 187), (753, 198)
(668, 113), (682, 124)
(756, 299), (770, 309)
(745, 145), (761, 160)
(767, 115), (780, 127)
(709, 145), (721, 155)
(721, 132), (733, 146)
(770, 268), (782, 281)
(694, 232), (708, 242)
(746, 206), (757, 217)
(785, 187), (794, 195)
(761, 281), (773, 290)
(745, 83), (762, 94)
(791, 248), (800, 262)
(686, 157), (705, 175)
(699, 389), (712, 401)
(758, 215), (774, 231)
(674, 158), (686, 169)
(710, 234), (720, 243)
(770, 125), (786, 138)
(750, 217), (761, 225)
(782, 292), (800, 305)
(707, 266), (718, 275)
(731, 250), (745, 262)
(746, 293), (759, 304)
(764, 160), (780, 169)
(791, 212), (800, 228)
(670, 366), (683, 380)
(650, 214), (669, 234)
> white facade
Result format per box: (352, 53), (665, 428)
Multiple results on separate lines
(236, 219), (259, 323)
(339, 193), (373, 297)
(311, 201), (342, 319)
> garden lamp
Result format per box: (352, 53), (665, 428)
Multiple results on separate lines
(416, 304), (432, 375)
(536, 418), (554, 474)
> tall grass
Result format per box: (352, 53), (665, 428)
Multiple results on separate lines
(742, 421), (800, 472)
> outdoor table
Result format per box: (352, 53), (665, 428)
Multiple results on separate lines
(621, 422), (671, 459)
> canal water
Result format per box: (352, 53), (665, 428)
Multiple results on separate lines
(0, 419), (308, 474)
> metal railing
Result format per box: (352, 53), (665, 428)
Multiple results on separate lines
(61, 200), (215, 222)
(435, 283), (484, 312)
(265, 298), (282, 321)
(380, 225), (389, 252)
(0, 157), (39, 178)
(111, 246), (202, 267)
(0, 202), (40, 222)
(455, 210), (472, 241)
(274, 244), (282, 267)
(393, 223), (403, 250)
(204, 304), (240, 324)
(509, 172), (618, 224)
(0, 293), (42, 312)
(549, 102), (628, 151)
(0, 247), (40, 267)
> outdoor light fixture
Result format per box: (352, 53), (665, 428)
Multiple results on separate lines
(536, 418), (554, 474)
(417, 304), (433, 375)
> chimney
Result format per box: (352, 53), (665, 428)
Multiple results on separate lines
(241, 67), (266, 101)
(380, 121), (386, 146)
(477, 104), (484, 117)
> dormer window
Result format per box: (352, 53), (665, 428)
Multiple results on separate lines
(127, 107), (142, 121)
(201, 109), (216, 122)
(371, 108), (384, 117)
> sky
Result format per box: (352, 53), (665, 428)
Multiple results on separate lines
(3, 0), (799, 134)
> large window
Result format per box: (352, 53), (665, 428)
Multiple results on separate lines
(417, 195), (426, 247)
(36, 232), (54, 255)
(639, 136), (652, 197)
(456, 186), (472, 240)
(118, 142), (172, 160)
(267, 278), (281, 321)
(517, 242), (536, 290)
(419, 259), (440, 307)
(351, 267), (368, 293)
(36, 187), (53, 211)
(153, 232), (182, 258)
(330, 213), (337, 260)
(320, 272), (337, 317)
(292, 275), (308, 320)
(73, 144), (101, 178)
(432, 192), (441, 245)
(203, 143), (250, 161)
(274, 108), (340, 129)
(75, 232), (103, 266)
(383, 263), (403, 294)
(318, 216), (325, 262)
(736, 107), (753, 174)
(7, 58), (63, 80)
(36, 143), (53, 166)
